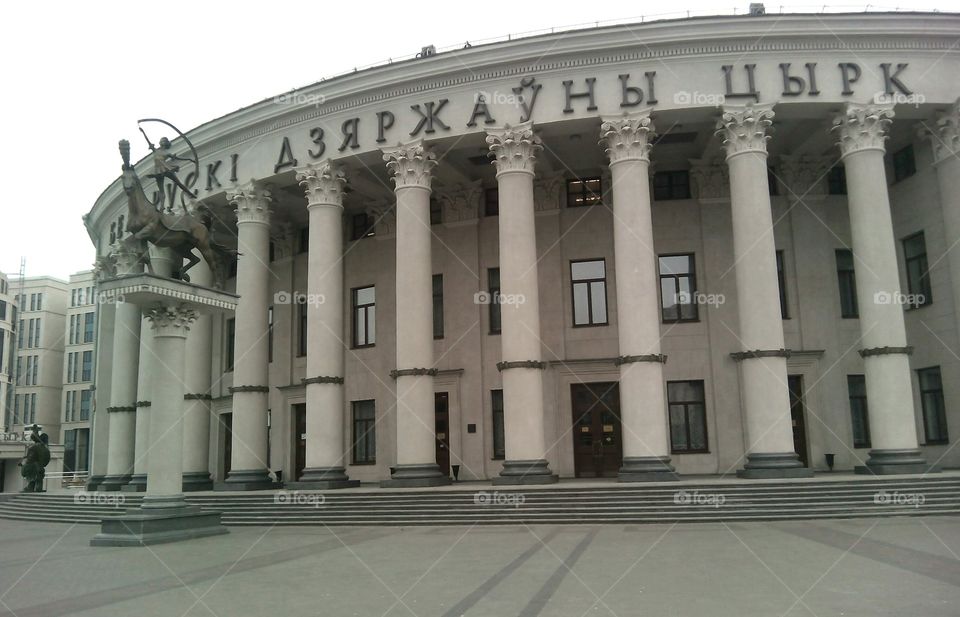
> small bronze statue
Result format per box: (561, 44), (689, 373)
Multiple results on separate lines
(19, 432), (50, 493)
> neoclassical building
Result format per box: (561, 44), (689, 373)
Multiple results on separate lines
(84, 11), (960, 492)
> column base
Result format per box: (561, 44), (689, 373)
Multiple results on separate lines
(737, 452), (814, 479)
(90, 504), (228, 547)
(85, 475), (106, 492)
(380, 464), (452, 488)
(855, 449), (941, 475)
(618, 456), (679, 482)
(97, 474), (132, 491)
(286, 467), (360, 490)
(120, 474), (148, 492)
(182, 472), (214, 492)
(214, 468), (278, 491)
(492, 459), (559, 485)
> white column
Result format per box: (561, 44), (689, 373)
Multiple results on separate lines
(927, 100), (960, 354)
(182, 254), (214, 490)
(290, 161), (358, 488)
(100, 247), (142, 490)
(123, 317), (153, 491)
(87, 278), (115, 490)
(718, 103), (811, 478)
(600, 111), (678, 481)
(486, 122), (558, 484)
(142, 304), (197, 508)
(219, 183), (275, 489)
(834, 102), (931, 474)
(381, 140), (450, 487)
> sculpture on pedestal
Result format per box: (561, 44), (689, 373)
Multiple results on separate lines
(19, 431), (50, 493)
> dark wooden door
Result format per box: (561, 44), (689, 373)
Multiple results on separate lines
(788, 375), (809, 467)
(435, 392), (450, 476)
(294, 403), (307, 480)
(221, 412), (233, 478)
(571, 383), (622, 478)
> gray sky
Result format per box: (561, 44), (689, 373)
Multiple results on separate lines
(1, 0), (956, 280)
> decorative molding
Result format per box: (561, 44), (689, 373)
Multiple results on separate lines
(106, 405), (136, 413)
(135, 401), (151, 408)
(184, 393), (213, 401)
(228, 182), (273, 225)
(689, 158), (730, 201)
(496, 360), (547, 371)
(777, 154), (832, 200)
(717, 102), (774, 158)
(730, 348), (792, 361)
(534, 170), (566, 212)
(487, 122), (542, 176)
(435, 180), (482, 222)
(296, 159), (347, 207)
(859, 345), (914, 358)
(614, 354), (667, 365)
(382, 139), (437, 190)
(833, 102), (894, 157)
(390, 368), (439, 379)
(599, 109), (655, 165)
(302, 376), (345, 385)
(229, 385), (270, 393)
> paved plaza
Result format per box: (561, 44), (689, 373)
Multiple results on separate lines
(0, 516), (958, 616)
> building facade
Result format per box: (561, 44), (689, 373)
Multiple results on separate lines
(84, 12), (960, 491)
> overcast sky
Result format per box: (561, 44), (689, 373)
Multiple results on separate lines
(1, 0), (956, 281)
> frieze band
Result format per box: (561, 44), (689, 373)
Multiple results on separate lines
(730, 349), (792, 361)
(302, 376), (345, 385)
(859, 346), (914, 358)
(184, 393), (213, 401)
(228, 385), (271, 393)
(614, 354), (668, 366)
(496, 360), (547, 371)
(390, 368), (439, 379)
(106, 406), (136, 413)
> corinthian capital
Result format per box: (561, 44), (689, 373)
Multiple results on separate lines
(599, 109), (655, 165)
(296, 160), (346, 207)
(382, 140), (437, 190)
(486, 121), (542, 176)
(832, 102), (895, 158)
(228, 182), (272, 225)
(145, 303), (198, 338)
(717, 103), (775, 158)
(927, 99), (960, 165)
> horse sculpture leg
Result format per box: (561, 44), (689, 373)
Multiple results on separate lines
(180, 250), (201, 283)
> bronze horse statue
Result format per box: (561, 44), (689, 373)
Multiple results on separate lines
(118, 139), (234, 288)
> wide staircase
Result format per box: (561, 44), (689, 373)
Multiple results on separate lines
(2, 475), (959, 526)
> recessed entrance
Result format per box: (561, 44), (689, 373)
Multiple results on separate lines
(788, 375), (809, 467)
(293, 403), (306, 480)
(435, 392), (450, 476)
(571, 382), (622, 478)
(220, 412), (233, 479)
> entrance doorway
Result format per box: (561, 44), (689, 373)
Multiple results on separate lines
(435, 392), (450, 476)
(570, 382), (622, 478)
(788, 375), (809, 467)
(294, 403), (306, 481)
(220, 412), (233, 478)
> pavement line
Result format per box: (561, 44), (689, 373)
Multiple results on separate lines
(440, 527), (562, 617)
(518, 528), (599, 617)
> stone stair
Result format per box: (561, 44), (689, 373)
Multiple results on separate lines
(1, 476), (958, 526)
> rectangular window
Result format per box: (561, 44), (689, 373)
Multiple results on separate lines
(430, 199), (442, 225)
(29, 294), (36, 312)
(267, 306), (274, 363)
(17, 319), (23, 348)
(80, 390), (92, 421)
(653, 170), (691, 201)
(297, 301), (307, 357)
(352, 286), (376, 347)
(36, 293), (42, 311)
(76, 428), (90, 472)
(836, 249), (859, 318)
(33, 319), (40, 348)
(903, 232), (932, 308)
(71, 289), (77, 307)
(659, 254), (699, 323)
(491, 389), (505, 459)
(484, 188), (499, 217)
(0, 300), (5, 321)
(351, 400), (376, 464)
(432, 274), (444, 339)
(828, 166), (847, 195)
(847, 375), (871, 448)
(919, 367), (948, 444)
(64, 429), (76, 473)
(83, 312), (95, 343)
(566, 177), (602, 207)
(488, 268), (501, 334)
(776, 250), (789, 319)
(298, 227), (309, 253)
(667, 380), (708, 453)
(82, 350), (93, 382)
(27, 319), (34, 349)
(68, 315), (75, 345)
(571, 259), (608, 326)
(893, 144), (916, 182)
(351, 213), (375, 241)
(73, 352), (80, 383)
(25, 356), (33, 386)
(225, 318), (235, 372)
